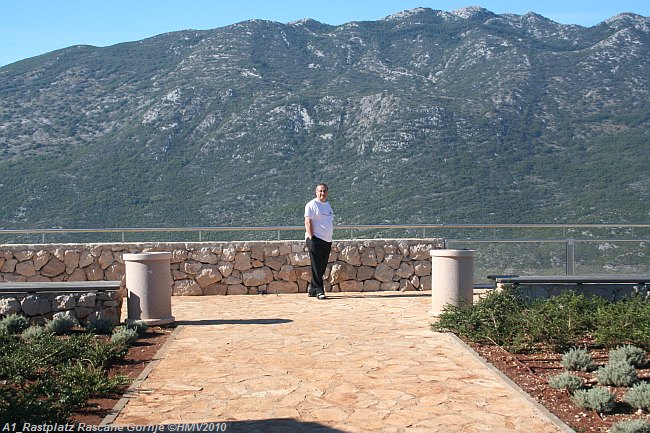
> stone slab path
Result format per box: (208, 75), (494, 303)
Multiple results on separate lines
(106, 292), (573, 432)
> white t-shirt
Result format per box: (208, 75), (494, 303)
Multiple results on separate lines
(304, 198), (334, 242)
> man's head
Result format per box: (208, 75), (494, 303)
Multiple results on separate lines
(315, 183), (329, 202)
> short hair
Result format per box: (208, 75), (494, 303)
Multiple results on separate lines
(316, 182), (329, 191)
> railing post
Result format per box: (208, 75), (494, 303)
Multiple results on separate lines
(566, 239), (575, 275)
(277, 230), (281, 241)
(121, 232), (125, 243)
(198, 231), (202, 242)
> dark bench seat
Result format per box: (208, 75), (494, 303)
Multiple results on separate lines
(487, 275), (650, 285)
(0, 280), (122, 294)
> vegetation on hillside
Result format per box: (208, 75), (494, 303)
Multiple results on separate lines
(0, 8), (648, 229)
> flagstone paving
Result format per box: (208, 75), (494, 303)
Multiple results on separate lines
(105, 292), (573, 432)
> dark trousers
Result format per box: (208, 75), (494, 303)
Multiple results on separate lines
(306, 236), (331, 295)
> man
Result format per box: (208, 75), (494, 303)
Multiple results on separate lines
(304, 183), (334, 299)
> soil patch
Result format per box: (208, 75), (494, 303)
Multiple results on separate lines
(468, 341), (650, 432)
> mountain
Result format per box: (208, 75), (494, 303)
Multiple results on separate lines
(0, 7), (648, 230)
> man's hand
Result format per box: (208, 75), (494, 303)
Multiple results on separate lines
(304, 217), (313, 239)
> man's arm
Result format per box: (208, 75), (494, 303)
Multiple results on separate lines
(304, 216), (313, 239)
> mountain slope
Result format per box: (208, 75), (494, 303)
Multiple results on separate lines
(0, 7), (648, 228)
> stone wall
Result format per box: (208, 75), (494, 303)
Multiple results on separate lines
(1, 239), (444, 296)
(0, 290), (123, 325)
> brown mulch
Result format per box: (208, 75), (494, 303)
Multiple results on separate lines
(468, 341), (650, 433)
(70, 326), (175, 425)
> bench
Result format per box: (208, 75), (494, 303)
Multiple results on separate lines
(0, 280), (122, 294)
(487, 275), (650, 285)
(486, 274), (650, 300)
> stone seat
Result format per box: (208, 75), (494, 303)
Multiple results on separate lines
(488, 274), (650, 285)
(0, 280), (122, 293)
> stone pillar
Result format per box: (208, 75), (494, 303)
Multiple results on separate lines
(430, 249), (475, 316)
(124, 252), (175, 325)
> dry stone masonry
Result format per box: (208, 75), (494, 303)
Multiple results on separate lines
(0, 290), (122, 325)
(0, 239), (443, 298)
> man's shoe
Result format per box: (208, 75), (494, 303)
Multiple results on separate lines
(316, 293), (326, 300)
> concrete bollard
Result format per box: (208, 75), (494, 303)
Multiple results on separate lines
(124, 252), (175, 325)
(430, 249), (475, 316)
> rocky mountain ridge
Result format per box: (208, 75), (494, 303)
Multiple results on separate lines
(0, 7), (648, 230)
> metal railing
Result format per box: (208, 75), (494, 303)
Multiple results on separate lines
(446, 237), (649, 276)
(1, 223), (649, 243)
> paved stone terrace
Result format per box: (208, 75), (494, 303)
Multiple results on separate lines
(106, 292), (574, 433)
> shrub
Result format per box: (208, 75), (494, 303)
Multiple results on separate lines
(6, 361), (129, 422)
(432, 287), (530, 350)
(571, 387), (616, 413)
(0, 331), (131, 422)
(44, 315), (77, 335)
(51, 361), (129, 410)
(522, 292), (604, 352)
(86, 318), (116, 335)
(126, 320), (149, 336)
(610, 419), (650, 433)
(21, 326), (51, 340)
(609, 345), (647, 368)
(433, 288), (650, 353)
(561, 348), (596, 372)
(547, 371), (584, 392)
(594, 296), (650, 350)
(111, 327), (139, 347)
(597, 360), (638, 387)
(624, 382), (650, 412)
(0, 314), (30, 334)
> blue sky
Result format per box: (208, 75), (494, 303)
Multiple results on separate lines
(1, 0), (649, 67)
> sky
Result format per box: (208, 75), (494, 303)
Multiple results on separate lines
(1, 0), (649, 68)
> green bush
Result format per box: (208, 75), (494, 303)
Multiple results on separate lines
(522, 292), (603, 352)
(609, 419), (650, 433)
(432, 287), (531, 350)
(0, 314), (30, 334)
(126, 320), (149, 336)
(547, 371), (584, 392)
(596, 361), (638, 387)
(624, 382), (650, 412)
(594, 296), (650, 349)
(0, 331), (130, 422)
(111, 326), (139, 347)
(571, 387), (616, 413)
(44, 315), (77, 335)
(21, 325), (51, 340)
(561, 348), (596, 372)
(609, 345), (647, 368)
(1, 361), (128, 422)
(86, 318), (116, 335)
(49, 362), (128, 414)
(0, 333), (60, 383)
(432, 289), (624, 353)
(45, 332), (127, 367)
(80, 336), (129, 368)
